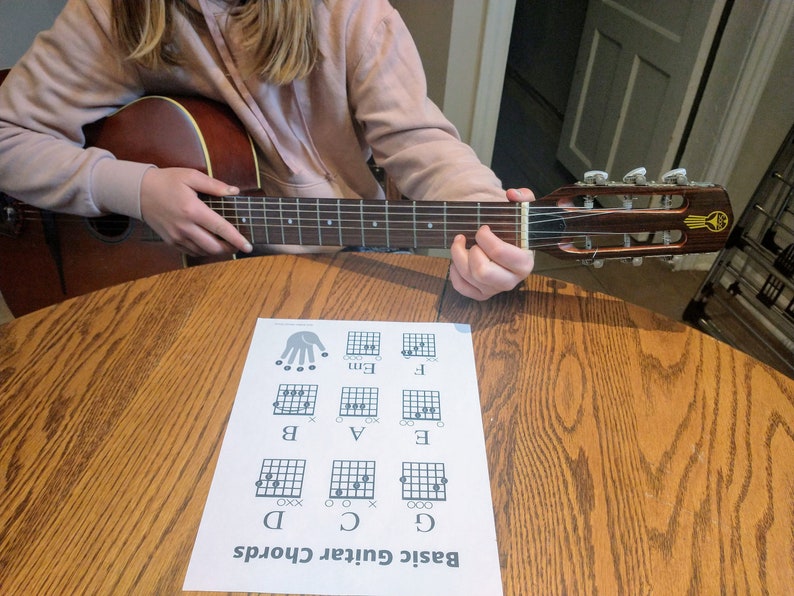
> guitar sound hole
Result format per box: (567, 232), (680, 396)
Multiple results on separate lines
(86, 214), (133, 243)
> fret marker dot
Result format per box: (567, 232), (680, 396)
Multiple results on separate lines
(372, 222), (378, 227)
(288, 219), (294, 225)
(327, 220), (333, 226)
(242, 217), (248, 224)
(428, 223), (434, 229)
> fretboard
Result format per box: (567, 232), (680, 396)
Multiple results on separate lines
(203, 195), (556, 249)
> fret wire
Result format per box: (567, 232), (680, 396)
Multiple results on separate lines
(359, 201), (365, 246)
(316, 200), (322, 246)
(443, 202), (448, 246)
(295, 199), (303, 245)
(337, 200), (342, 245)
(281, 198), (288, 244)
(247, 195), (253, 243)
(383, 202), (391, 246)
(412, 202), (417, 248)
(516, 201), (520, 248)
(264, 196), (270, 244)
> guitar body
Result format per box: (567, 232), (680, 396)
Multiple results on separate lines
(0, 208), (182, 316)
(0, 88), (259, 316)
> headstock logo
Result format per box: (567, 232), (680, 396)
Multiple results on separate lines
(684, 211), (729, 233)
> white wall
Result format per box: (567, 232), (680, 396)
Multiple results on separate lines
(0, 0), (65, 67)
(724, 21), (794, 217)
(681, 2), (794, 219)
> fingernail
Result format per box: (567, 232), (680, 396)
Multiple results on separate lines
(243, 242), (253, 253)
(227, 186), (240, 195)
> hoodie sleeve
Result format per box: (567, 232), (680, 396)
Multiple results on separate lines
(0, 0), (153, 218)
(344, 0), (505, 203)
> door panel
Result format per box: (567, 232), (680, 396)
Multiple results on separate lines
(558, 0), (724, 181)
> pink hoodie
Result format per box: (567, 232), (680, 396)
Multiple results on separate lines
(0, 0), (505, 221)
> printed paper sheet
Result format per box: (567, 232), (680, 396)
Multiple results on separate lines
(184, 318), (502, 595)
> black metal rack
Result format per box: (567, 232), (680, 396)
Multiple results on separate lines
(685, 124), (794, 378)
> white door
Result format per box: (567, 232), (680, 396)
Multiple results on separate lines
(557, 0), (726, 182)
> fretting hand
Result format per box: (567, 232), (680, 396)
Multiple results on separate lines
(140, 167), (253, 257)
(449, 187), (536, 300)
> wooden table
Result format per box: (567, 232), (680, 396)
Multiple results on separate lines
(1, 253), (793, 595)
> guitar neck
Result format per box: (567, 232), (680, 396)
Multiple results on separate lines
(206, 182), (732, 261)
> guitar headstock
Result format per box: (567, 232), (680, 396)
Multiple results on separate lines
(528, 168), (733, 266)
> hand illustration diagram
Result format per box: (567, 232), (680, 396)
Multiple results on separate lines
(276, 331), (329, 371)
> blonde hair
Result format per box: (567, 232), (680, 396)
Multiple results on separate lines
(112, 0), (318, 85)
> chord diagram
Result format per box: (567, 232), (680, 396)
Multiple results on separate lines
(401, 332), (436, 358)
(329, 460), (376, 500)
(346, 331), (381, 358)
(339, 386), (379, 417)
(273, 383), (318, 416)
(402, 389), (442, 422)
(400, 462), (448, 502)
(255, 459), (306, 498)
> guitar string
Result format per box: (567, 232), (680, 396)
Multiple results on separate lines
(200, 199), (680, 229)
(197, 215), (658, 239)
(199, 201), (680, 251)
(10, 202), (679, 232)
(7, 201), (686, 245)
(2, 220), (679, 251)
(200, 199), (686, 252)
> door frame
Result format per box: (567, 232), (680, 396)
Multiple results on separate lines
(678, 0), (794, 269)
(443, 0), (517, 166)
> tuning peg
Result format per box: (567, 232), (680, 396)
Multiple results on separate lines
(583, 170), (609, 185)
(583, 257), (605, 268)
(623, 167), (647, 185)
(661, 168), (688, 185)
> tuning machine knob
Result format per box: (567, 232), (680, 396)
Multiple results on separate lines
(621, 256), (644, 267)
(662, 168), (688, 185)
(583, 170), (609, 185)
(623, 167), (647, 185)
(582, 258), (605, 268)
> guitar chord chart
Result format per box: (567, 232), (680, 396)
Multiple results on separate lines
(338, 386), (379, 417)
(402, 389), (442, 422)
(255, 458), (306, 498)
(329, 460), (376, 500)
(185, 320), (506, 595)
(272, 383), (318, 416)
(401, 332), (437, 358)
(346, 331), (381, 358)
(400, 462), (448, 502)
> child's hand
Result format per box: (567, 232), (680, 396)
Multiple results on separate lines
(448, 188), (535, 300)
(140, 167), (253, 256)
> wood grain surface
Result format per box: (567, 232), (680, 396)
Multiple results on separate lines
(1, 253), (792, 595)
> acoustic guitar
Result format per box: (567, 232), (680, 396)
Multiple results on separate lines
(0, 71), (733, 316)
